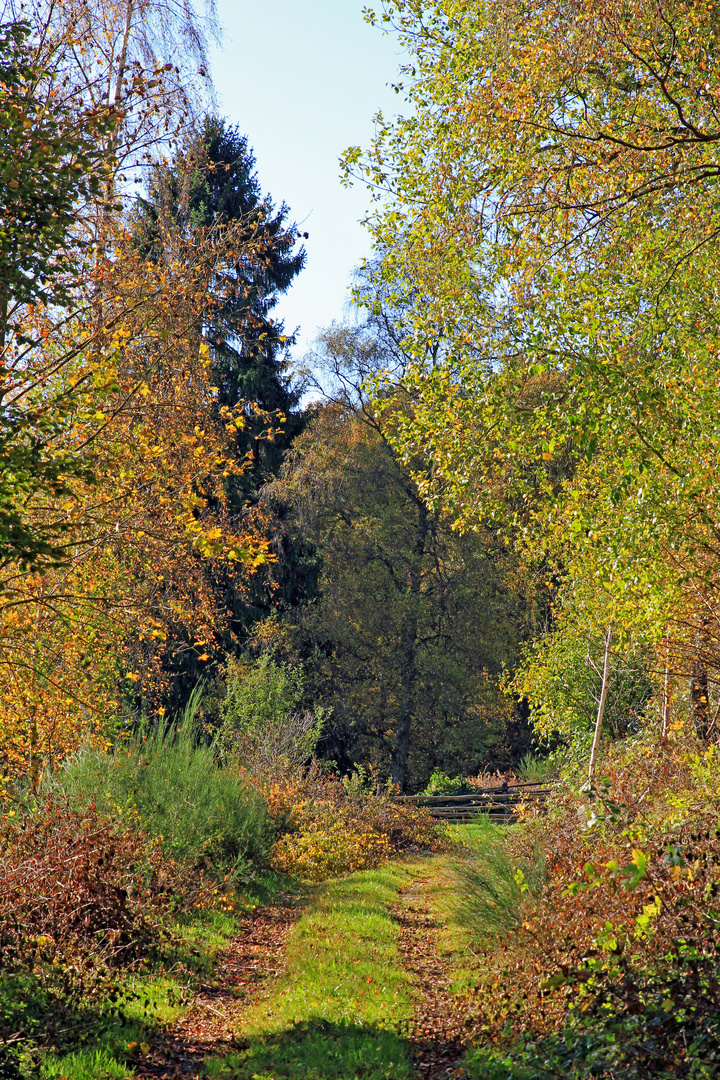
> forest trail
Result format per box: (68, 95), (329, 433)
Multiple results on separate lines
(136, 856), (480, 1080)
(134, 892), (305, 1079)
(392, 866), (476, 1078)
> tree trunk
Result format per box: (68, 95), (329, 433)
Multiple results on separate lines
(391, 614), (416, 792)
(691, 619), (711, 741)
(390, 499), (428, 792)
(661, 629), (670, 739)
(588, 625), (612, 789)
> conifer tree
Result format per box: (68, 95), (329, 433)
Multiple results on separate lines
(140, 116), (306, 492)
(136, 117), (313, 701)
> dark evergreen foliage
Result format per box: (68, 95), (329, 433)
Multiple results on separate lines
(138, 115), (306, 490)
(135, 117), (317, 710)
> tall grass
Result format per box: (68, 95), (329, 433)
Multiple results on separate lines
(453, 817), (545, 940)
(517, 751), (560, 783)
(44, 689), (273, 878)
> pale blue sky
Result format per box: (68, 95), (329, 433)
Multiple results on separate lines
(209, 1), (403, 361)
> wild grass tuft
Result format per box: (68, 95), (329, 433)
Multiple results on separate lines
(517, 751), (559, 783)
(45, 688), (273, 878)
(39, 1046), (130, 1079)
(453, 817), (545, 940)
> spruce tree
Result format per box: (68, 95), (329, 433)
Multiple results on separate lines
(140, 115), (306, 493)
(136, 118), (316, 707)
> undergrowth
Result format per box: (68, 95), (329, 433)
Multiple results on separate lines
(265, 767), (439, 881)
(453, 816), (545, 939)
(45, 714), (273, 880)
(454, 731), (720, 1078)
(0, 838), (281, 1080)
(0, 696), (440, 1078)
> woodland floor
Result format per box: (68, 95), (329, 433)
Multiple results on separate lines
(132, 856), (480, 1080)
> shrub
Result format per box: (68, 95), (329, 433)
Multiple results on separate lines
(0, 797), (176, 975)
(220, 654), (326, 779)
(271, 814), (392, 881)
(456, 732), (720, 1077)
(266, 768), (439, 881)
(423, 768), (466, 796)
(46, 698), (273, 879)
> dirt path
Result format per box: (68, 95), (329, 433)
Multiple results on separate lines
(393, 865), (477, 1079)
(136, 858), (479, 1079)
(136, 892), (303, 1079)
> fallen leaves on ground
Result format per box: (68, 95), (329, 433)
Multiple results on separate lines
(392, 873), (477, 1079)
(134, 894), (303, 1078)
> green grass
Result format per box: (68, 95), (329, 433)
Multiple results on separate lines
(40, 1046), (131, 1079)
(24, 963), (194, 1079)
(43, 693), (273, 880)
(450, 817), (545, 941)
(205, 862), (420, 1079)
(0, 967), (184, 1080)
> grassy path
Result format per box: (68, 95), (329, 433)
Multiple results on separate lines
(42, 853), (482, 1080)
(204, 861), (419, 1079)
(191, 854), (482, 1080)
(133, 891), (305, 1078)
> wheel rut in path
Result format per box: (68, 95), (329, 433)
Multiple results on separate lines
(135, 891), (303, 1079)
(393, 868), (476, 1080)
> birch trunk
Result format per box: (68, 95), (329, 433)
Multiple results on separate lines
(588, 625), (612, 789)
(661, 630), (670, 739)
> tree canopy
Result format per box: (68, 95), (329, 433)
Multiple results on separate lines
(261, 324), (527, 790)
(343, 0), (720, 747)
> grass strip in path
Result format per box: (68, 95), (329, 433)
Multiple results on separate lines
(205, 861), (419, 1080)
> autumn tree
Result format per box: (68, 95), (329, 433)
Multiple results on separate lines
(0, 18), (117, 568)
(262, 324), (525, 791)
(0, 0), (222, 572)
(0, 4), (276, 786)
(344, 0), (720, 749)
(33, 0), (218, 184)
(0, 209), (275, 786)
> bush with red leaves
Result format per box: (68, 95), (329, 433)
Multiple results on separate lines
(459, 735), (720, 1077)
(0, 797), (187, 975)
